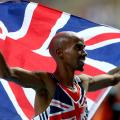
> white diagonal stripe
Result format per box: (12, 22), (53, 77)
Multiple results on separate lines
(77, 26), (120, 41)
(85, 57), (116, 72)
(0, 79), (29, 120)
(33, 12), (70, 57)
(86, 38), (120, 50)
(7, 2), (37, 39)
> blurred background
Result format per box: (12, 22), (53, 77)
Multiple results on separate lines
(31, 0), (120, 29)
(30, 0), (120, 120)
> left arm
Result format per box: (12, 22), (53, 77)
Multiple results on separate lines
(79, 67), (120, 92)
(88, 74), (120, 91)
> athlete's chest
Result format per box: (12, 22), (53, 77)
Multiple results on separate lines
(52, 83), (87, 107)
(48, 83), (88, 120)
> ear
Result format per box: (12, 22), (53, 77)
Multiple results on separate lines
(56, 48), (63, 59)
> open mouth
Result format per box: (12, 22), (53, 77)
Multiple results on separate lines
(79, 57), (86, 62)
(78, 59), (85, 66)
(80, 59), (85, 62)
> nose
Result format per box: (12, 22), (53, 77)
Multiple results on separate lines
(84, 50), (87, 57)
(82, 49), (87, 57)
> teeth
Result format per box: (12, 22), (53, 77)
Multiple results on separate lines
(80, 59), (85, 62)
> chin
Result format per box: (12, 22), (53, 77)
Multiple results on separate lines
(76, 65), (84, 71)
(80, 68), (84, 71)
(74, 62), (85, 71)
(79, 67), (84, 72)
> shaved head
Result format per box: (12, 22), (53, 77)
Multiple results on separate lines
(49, 31), (86, 71)
(49, 31), (81, 59)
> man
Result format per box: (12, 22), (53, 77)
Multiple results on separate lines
(0, 31), (120, 120)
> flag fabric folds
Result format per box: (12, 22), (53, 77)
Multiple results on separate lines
(0, 0), (29, 3)
(0, 1), (120, 120)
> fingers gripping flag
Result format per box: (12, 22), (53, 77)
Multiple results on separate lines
(0, 1), (120, 120)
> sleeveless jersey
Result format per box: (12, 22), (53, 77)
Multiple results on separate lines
(33, 75), (88, 120)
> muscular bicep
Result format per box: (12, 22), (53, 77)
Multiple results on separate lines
(79, 74), (114, 92)
(88, 74), (114, 91)
(9, 67), (45, 90)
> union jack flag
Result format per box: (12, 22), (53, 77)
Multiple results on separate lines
(33, 79), (88, 120)
(0, 1), (120, 120)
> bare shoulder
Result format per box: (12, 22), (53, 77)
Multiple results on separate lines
(34, 72), (54, 83)
(33, 71), (55, 88)
(35, 72), (56, 92)
(77, 74), (92, 91)
(78, 74), (92, 81)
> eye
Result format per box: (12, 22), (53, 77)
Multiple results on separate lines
(75, 44), (85, 51)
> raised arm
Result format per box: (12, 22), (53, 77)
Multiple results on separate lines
(0, 51), (45, 90)
(88, 74), (118, 91)
(79, 68), (120, 92)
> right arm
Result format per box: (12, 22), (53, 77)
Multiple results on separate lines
(0, 51), (45, 90)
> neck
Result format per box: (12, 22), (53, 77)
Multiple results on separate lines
(54, 63), (75, 87)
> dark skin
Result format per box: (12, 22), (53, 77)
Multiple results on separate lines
(0, 31), (120, 116)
